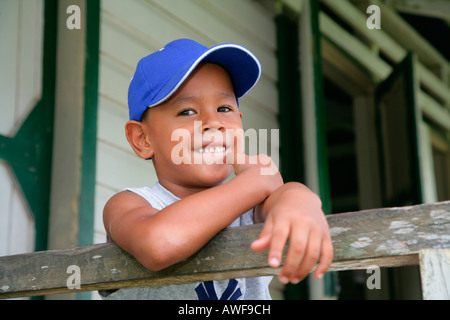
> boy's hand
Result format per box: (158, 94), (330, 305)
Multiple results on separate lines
(251, 182), (333, 284)
(230, 153), (283, 193)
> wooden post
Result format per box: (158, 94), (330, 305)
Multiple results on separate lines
(419, 248), (450, 300)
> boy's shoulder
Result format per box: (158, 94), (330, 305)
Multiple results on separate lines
(104, 183), (178, 218)
(104, 189), (151, 216)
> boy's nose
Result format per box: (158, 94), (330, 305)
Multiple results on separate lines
(200, 113), (225, 133)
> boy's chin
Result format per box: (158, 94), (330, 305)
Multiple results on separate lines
(192, 164), (233, 184)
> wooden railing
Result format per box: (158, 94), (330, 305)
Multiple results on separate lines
(1, 201), (449, 299)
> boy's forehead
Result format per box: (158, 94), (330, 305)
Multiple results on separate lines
(171, 91), (235, 104)
(186, 62), (234, 85)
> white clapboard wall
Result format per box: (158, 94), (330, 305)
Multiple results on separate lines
(94, 0), (279, 244)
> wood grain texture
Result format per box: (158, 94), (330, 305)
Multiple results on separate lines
(420, 248), (450, 300)
(1, 201), (449, 299)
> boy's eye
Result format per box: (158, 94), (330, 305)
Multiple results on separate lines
(178, 109), (195, 116)
(217, 105), (232, 112)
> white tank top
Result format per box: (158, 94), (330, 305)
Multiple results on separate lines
(100, 182), (272, 300)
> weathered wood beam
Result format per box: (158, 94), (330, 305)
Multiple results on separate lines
(419, 248), (450, 300)
(1, 201), (449, 299)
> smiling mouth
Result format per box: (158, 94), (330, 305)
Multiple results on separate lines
(196, 146), (227, 154)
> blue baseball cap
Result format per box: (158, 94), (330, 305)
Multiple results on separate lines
(128, 38), (261, 121)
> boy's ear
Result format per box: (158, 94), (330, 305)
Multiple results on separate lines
(125, 120), (154, 159)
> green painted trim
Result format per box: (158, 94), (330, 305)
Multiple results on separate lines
(275, 9), (309, 301)
(79, 0), (100, 248)
(276, 12), (304, 184)
(0, 0), (58, 253)
(309, 0), (331, 216)
(30, 0), (58, 252)
(401, 53), (423, 205)
(375, 53), (423, 206)
(309, 0), (336, 298)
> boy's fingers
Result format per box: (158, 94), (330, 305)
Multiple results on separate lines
(228, 152), (247, 171)
(267, 221), (290, 269)
(277, 226), (333, 284)
(251, 220), (272, 252)
(290, 229), (321, 283)
(277, 225), (309, 284)
(314, 237), (334, 279)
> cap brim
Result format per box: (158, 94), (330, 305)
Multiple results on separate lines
(147, 43), (261, 108)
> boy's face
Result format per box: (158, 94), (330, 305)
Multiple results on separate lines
(138, 63), (243, 195)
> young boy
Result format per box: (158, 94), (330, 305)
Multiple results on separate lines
(102, 39), (333, 300)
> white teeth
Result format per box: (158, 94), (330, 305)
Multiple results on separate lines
(198, 146), (226, 153)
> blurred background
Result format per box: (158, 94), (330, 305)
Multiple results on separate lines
(1, 0), (449, 299)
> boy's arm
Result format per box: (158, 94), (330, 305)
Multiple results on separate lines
(103, 160), (282, 271)
(252, 182), (333, 284)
